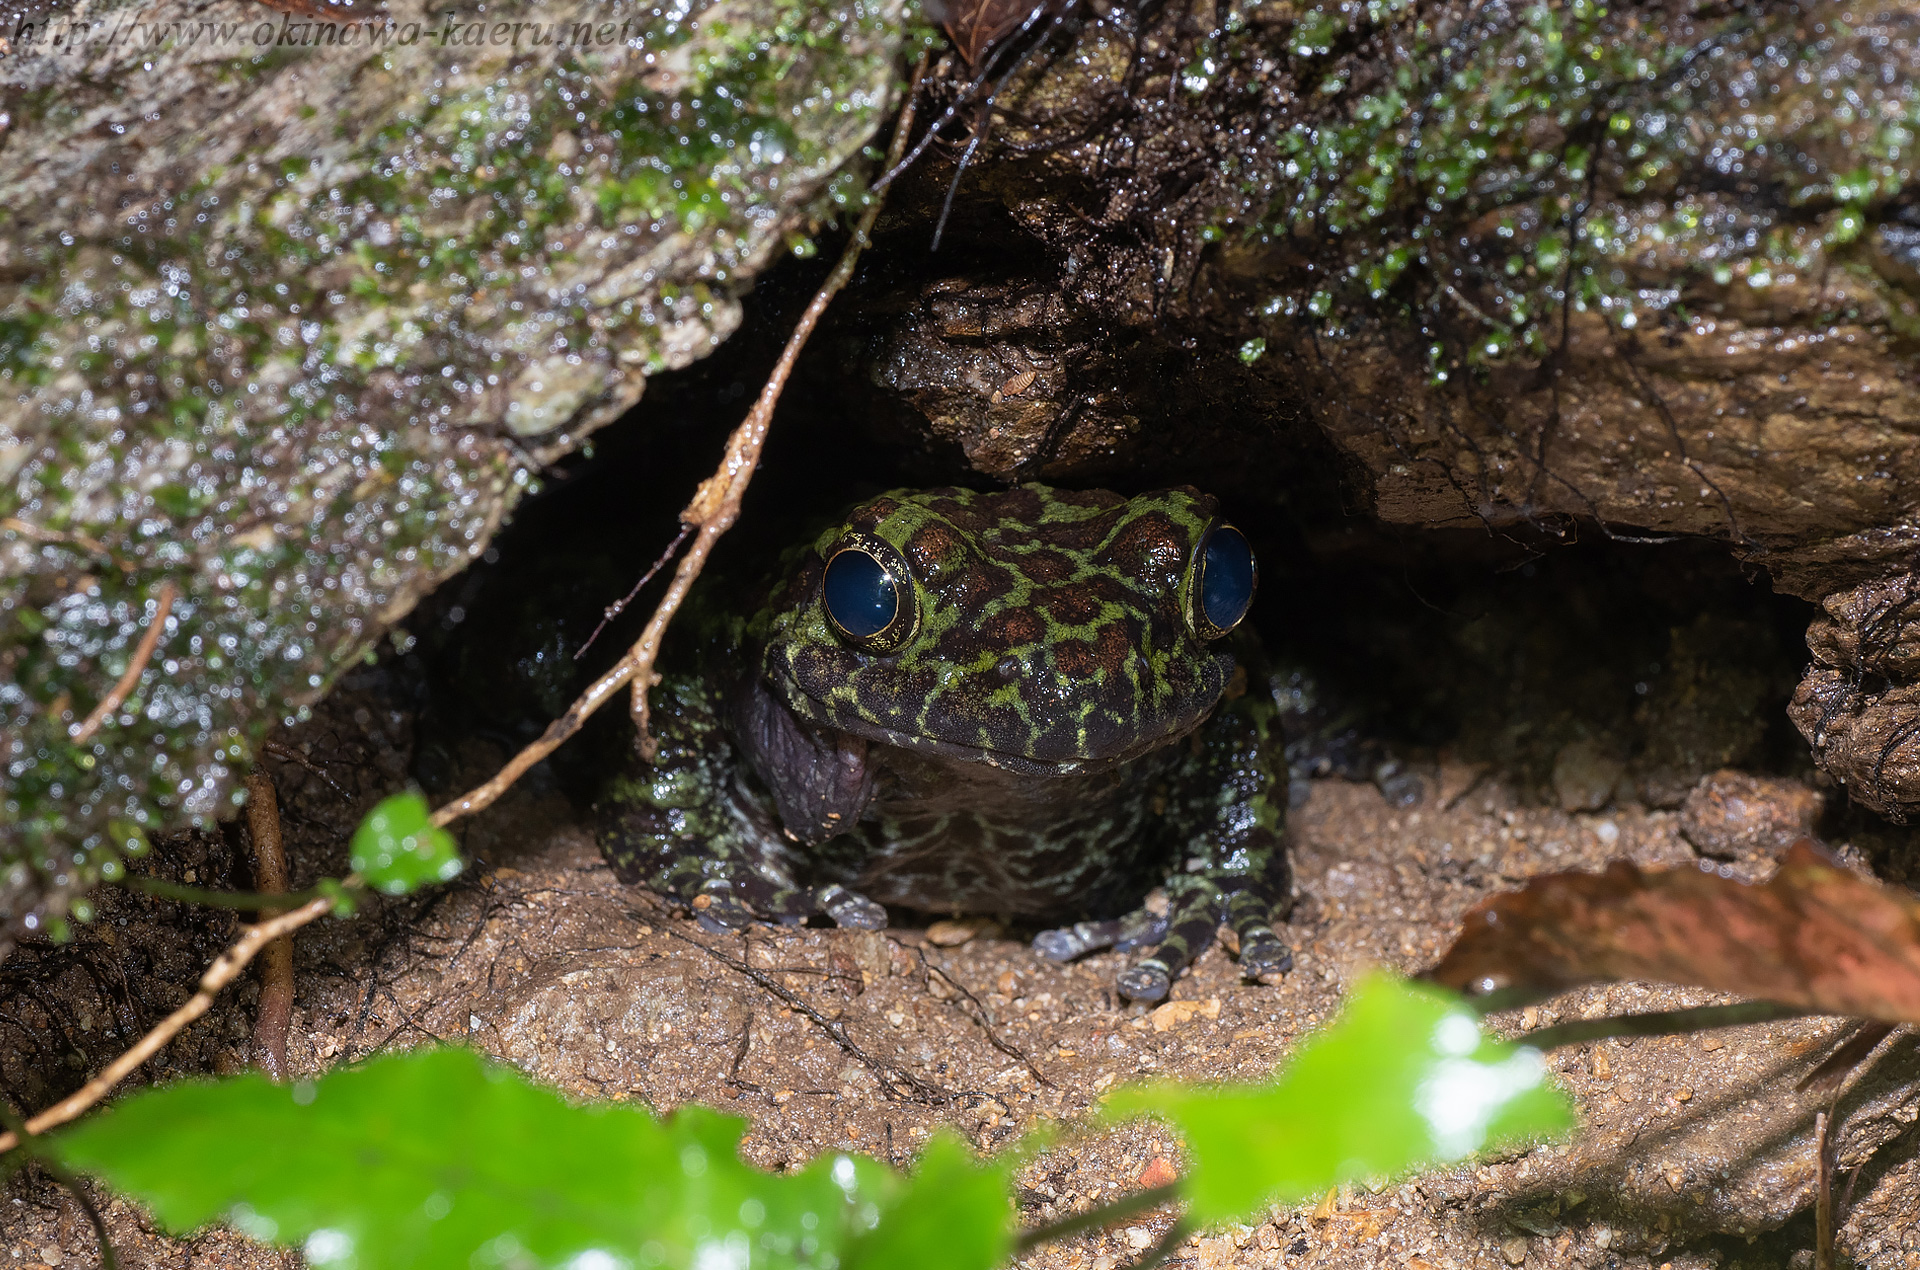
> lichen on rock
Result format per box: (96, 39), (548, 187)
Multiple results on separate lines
(0, 0), (911, 942)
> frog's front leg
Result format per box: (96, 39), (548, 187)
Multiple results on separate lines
(1039, 674), (1292, 1001)
(593, 673), (886, 932)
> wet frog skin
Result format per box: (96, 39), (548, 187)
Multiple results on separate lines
(594, 484), (1294, 1001)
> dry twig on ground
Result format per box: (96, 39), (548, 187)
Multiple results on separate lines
(658, 919), (962, 1106)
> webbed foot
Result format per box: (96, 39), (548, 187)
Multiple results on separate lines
(1116, 960), (1172, 1002)
(816, 884), (888, 930)
(1032, 909), (1168, 963)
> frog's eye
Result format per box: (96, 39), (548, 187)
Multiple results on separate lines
(822, 536), (918, 653)
(1190, 523), (1256, 639)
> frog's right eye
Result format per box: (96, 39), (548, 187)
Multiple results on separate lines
(822, 536), (918, 653)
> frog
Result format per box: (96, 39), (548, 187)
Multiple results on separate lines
(593, 483), (1297, 1002)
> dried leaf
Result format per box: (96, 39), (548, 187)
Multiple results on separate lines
(1428, 840), (1920, 1022)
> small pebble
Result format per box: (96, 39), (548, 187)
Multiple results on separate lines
(1137, 1156), (1178, 1188)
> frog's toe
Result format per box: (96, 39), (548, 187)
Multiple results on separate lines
(694, 899), (756, 933)
(1110, 911), (1170, 955)
(1033, 920), (1119, 962)
(1116, 959), (1172, 1002)
(1238, 933), (1293, 978)
(817, 885), (888, 930)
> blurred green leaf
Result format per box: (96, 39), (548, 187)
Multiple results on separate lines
(844, 1130), (1013, 1270)
(52, 1047), (1012, 1270)
(1108, 973), (1573, 1224)
(348, 792), (462, 895)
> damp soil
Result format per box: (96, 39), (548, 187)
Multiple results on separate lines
(5, 693), (1919, 1269)
(4, 275), (1919, 1269)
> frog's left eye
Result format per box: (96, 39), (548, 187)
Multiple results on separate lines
(1190, 523), (1256, 639)
(822, 536), (919, 653)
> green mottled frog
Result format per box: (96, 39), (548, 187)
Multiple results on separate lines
(594, 484), (1295, 1001)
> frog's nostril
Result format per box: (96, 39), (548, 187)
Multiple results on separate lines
(995, 655), (1023, 680)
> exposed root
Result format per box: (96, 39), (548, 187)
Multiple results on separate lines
(244, 771), (295, 1082)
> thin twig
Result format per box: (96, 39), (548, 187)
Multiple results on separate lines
(575, 523), (694, 661)
(261, 740), (350, 798)
(658, 921), (960, 1106)
(910, 943), (1053, 1088)
(245, 771), (295, 1082)
(0, 895), (336, 1154)
(428, 55), (927, 827)
(70, 581), (177, 744)
(1, 517), (115, 562)
(1015, 1184), (1180, 1253)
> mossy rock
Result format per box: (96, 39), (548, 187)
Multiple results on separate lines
(854, 0), (1920, 823)
(0, 0), (912, 942)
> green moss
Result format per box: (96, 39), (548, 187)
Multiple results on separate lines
(0, 0), (911, 928)
(1233, 0), (1918, 369)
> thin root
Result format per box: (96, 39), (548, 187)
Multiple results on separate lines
(245, 771), (295, 1082)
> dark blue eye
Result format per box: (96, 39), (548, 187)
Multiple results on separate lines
(823, 547), (900, 642)
(1197, 524), (1255, 636)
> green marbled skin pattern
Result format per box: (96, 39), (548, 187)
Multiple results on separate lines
(595, 484), (1294, 1000)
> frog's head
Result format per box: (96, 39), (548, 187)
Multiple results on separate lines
(752, 485), (1256, 775)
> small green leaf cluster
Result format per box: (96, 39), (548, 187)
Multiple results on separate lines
(47, 974), (1571, 1269)
(348, 793), (463, 895)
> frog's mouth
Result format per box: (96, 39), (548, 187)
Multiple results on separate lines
(764, 647), (1233, 777)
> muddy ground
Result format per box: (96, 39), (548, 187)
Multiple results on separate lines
(3, 660), (1918, 1269)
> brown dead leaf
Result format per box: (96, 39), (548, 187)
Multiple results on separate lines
(1428, 840), (1920, 1022)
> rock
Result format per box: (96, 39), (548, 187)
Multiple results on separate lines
(925, 917), (1002, 947)
(1791, 574), (1920, 822)
(1136, 1156), (1178, 1189)
(1680, 773), (1823, 866)
(1632, 616), (1784, 807)
(1148, 998), (1221, 1032)
(861, 0), (1920, 590)
(850, 0), (1920, 826)
(0, 0), (908, 938)
(1550, 740), (1625, 814)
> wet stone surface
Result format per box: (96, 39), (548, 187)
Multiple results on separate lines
(0, 0), (908, 937)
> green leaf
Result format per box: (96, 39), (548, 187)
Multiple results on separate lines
(348, 792), (462, 895)
(844, 1131), (1013, 1270)
(1107, 973), (1573, 1224)
(52, 1047), (1010, 1270)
